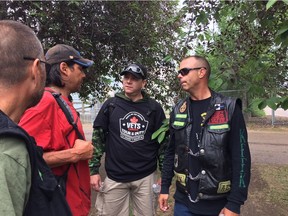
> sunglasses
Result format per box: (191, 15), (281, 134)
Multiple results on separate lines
(178, 67), (206, 76)
(123, 65), (145, 77)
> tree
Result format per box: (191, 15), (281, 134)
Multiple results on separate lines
(179, 0), (288, 110)
(0, 1), (182, 108)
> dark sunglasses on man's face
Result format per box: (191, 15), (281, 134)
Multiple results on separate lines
(178, 67), (206, 76)
(124, 65), (144, 77)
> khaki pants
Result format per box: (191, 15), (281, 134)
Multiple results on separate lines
(96, 172), (158, 216)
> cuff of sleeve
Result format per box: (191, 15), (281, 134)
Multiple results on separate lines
(160, 185), (170, 194)
(225, 201), (241, 214)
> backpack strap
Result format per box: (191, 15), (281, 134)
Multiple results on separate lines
(103, 97), (117, 117)
(146, 98), (157, 116)
(48, 91), (83, 177)
(50, 92), (84, 140)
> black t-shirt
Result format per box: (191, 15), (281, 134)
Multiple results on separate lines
(188, 97), (210, 201)
(94, 95), (166, 182)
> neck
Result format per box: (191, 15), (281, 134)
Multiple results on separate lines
(125, 92), (143, 102)
(0, 88), (29, 123)
(49, 86), (70, 98)
(189, 87), (211, 100)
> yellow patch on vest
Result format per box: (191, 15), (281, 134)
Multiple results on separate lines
(217, 180), (231, 193)
(179, 101), (187, 113)
(174, 171), (186, 186)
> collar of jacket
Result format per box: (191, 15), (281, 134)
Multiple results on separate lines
(115, 90), (150, 103)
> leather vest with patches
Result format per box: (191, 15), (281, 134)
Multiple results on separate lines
(171, 91), (241, 201)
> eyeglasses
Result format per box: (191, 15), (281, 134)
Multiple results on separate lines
(24, 57), (51, 71)
(23, 57), (48, 65)
(123, 65), (145, 77)
(178, 67), (206, 76)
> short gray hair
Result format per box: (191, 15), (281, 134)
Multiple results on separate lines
(0, 20), (43, 86)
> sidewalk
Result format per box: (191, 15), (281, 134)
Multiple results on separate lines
(83, 123), (288, 145)
(248, 130), (288, 145)
(83, 123), (288, 165)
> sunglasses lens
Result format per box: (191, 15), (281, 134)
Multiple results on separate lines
(178, 68), (189, 76)
(124, 65), (144, 77)
(127, 66), (140, 73)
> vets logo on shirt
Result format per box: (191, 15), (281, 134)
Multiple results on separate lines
(119, 112), (148, 142)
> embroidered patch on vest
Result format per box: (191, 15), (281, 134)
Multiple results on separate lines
(209, 106), (228, 125)
(208, 124), (229, 130)
(173, 114), (187, 127)
(174, 171), (186, 186)
(217, 180), (231, 193)
(179, 101), (187, 113)
(173, 121), (185, 126)
(176, 114), (187, 118)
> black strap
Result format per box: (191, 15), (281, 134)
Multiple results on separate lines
(49, 92), (84, 177)
(51, 92), (84, 140)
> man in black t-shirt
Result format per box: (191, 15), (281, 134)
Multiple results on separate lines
(159, 56), (251, 216)
(89, 63), (166, 216)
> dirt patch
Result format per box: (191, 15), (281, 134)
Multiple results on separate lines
(241, 165), (288, 216)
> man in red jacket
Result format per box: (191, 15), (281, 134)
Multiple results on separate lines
(20, 44), (94, 216)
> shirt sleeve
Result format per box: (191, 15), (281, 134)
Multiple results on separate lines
(89, 127), (106, 175)
(89, 100), (110, 175)
(160, 115), (175, 194)
(225, 104), (251, 213)
(0, 137), (31, 216)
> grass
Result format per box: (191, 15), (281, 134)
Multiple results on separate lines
(257, 165), (288, 210)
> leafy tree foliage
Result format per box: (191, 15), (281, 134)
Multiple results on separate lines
(0, 1), (182, 107)
(1, 1), (287, 111)
(180, 0), (288, 110)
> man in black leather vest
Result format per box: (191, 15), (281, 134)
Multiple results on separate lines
(159, 55), (251, 216)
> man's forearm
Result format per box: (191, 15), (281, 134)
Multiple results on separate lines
(43, 149), (78, 167)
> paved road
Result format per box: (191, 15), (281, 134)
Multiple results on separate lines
(248, 130), (288, 165)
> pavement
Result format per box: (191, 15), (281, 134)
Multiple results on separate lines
(248, 129), (288, 165)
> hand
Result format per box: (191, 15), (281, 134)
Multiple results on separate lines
(219, 207), (239, 216)
(158, 194), (169, 212)
(90, 174), (102, 191)
(72, 139), (93, 161)
(156, 177), (162, 185)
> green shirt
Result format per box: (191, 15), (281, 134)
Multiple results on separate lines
(0, 136), (31, 216)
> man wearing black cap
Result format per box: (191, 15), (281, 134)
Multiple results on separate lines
(90, 63), (166, 215)
(19, 44), (94, 216)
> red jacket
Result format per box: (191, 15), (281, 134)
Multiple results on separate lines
(19, 87), (91, 216)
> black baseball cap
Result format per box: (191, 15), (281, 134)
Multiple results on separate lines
(120, 63), (147, 79)
(45, 44), (94, 68)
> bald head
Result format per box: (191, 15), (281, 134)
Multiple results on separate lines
(0, 20), (44, 86)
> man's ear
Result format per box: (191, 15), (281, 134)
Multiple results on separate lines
(142, 79), (147, 88)
(198, 68), (207, 79)
(30, 59), (41, 81)
(59, 62), (69, 77)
